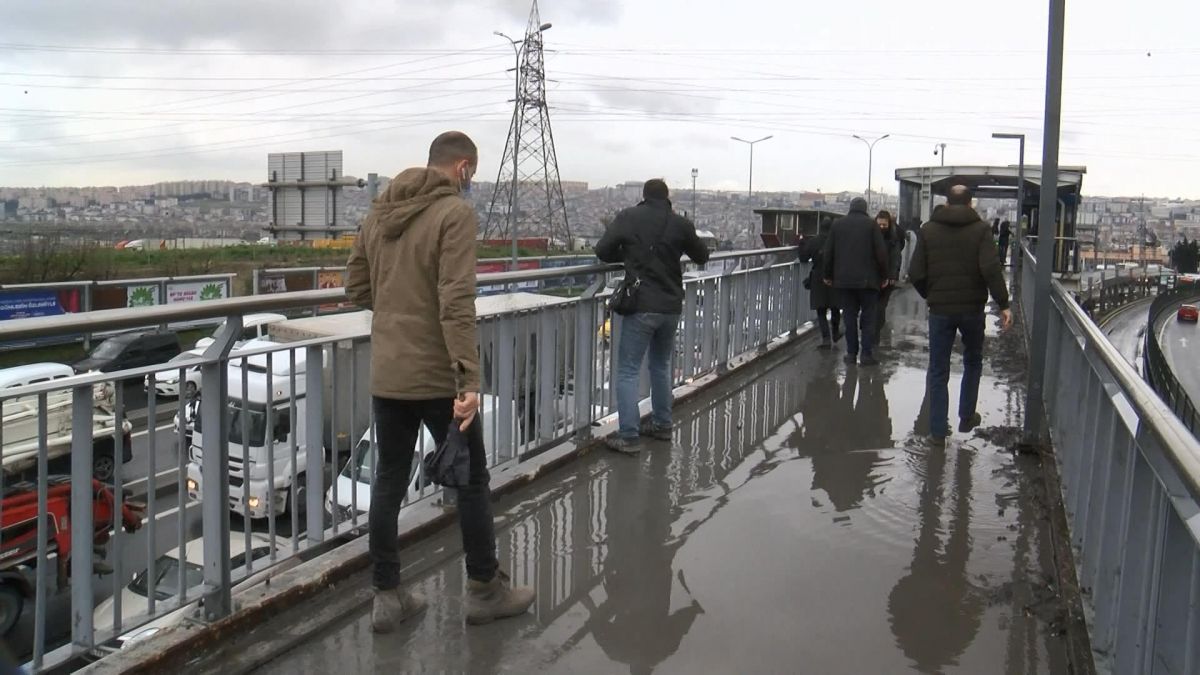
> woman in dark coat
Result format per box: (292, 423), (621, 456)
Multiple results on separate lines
(874, 210), (903, 344)
(798, 218), (841, 349)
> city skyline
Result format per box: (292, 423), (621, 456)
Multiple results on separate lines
(1, 0), (1198, 198)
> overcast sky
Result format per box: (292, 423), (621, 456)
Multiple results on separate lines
(1, 0), (1198, 198)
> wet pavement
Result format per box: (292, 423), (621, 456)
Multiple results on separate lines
(252, 288), (1073, 675)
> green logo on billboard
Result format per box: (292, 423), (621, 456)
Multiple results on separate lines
(129, 287), (155, 307)
(200, 283), (223, 301)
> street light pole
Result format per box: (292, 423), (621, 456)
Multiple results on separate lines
(732, 135), (773, 243)
(691, 168), (699, 222)
(852, 134), (889, 209)
(933, 142), (947, 167)
(1024, 0), (1066, 446)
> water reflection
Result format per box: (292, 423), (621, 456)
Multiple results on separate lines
(888, 445), (984, 673)
(581, 445), (704, 675)
(789, 359), (893, 513)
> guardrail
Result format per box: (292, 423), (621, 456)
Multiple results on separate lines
(0, 246), (805, 672)
(1020, 246), (1200, 674)
(1142, 288), (1200, 436)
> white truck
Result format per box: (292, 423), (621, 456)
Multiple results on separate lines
(186, 314), (372, 519)
(2, 379), (132, 482)
(188, 293), (577, 520)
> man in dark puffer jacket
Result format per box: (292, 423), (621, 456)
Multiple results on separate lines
(909, 184), (1013, 446)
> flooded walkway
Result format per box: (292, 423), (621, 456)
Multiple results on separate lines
(253, 289), (1073, 674)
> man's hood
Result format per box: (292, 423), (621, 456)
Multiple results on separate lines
(369, 167), (460, 239)
(933, 204), (984, 227)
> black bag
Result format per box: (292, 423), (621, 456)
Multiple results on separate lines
(422, 423), (471, 488)
(605, 209), (671, 316)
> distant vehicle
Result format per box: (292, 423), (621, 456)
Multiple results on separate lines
(74, 331), (181, 374)
(1178, 304), (1198, 322)
(1, 476), (143, 635)
(92, 532), (281, 648)
(324, 395), (500, 521)
(0, 363), (75, 390)
(145, 349), (204, 399)
(193, 313), (286, 350)
(3, 378), (132, 482)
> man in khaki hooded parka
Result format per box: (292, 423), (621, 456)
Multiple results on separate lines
(346, 131), (534, 631)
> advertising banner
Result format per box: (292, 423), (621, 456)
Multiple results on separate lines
(126, 284), (160, 308)
(166, 280), (228, 305)
(317, 269), (349, 313)
(539, 257), (595, 290)
(0, 290), (67, 320)
(476, 261), (508, 296)
(258, 274), (288, 294)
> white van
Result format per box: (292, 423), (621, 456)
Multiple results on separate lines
(0, 363), (75, 390)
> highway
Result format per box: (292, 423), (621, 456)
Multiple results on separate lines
(1101, 296), (1154, 370)
(1158, 299), (1200, 410)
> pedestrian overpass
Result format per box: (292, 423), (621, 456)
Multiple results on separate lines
(3, 246), (1198, 674)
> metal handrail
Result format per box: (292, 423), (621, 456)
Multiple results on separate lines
(1047, 263), (1200, 504)
(0, 247), (795, 343)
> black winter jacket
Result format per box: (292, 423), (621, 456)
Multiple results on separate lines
(596, 198), (711, 314)
(822, 201), (889, 290)
(909, 204), (1010, 315)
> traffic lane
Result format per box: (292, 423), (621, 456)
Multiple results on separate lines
(119, 421), (186, 494)
(1160, 308), (1200, 408)
(1102, 296), (1153, 368)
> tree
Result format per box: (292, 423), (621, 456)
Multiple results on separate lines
(1170, 237), (1200, 274)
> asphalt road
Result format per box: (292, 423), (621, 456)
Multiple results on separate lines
(1159, 303), (1200, 410)
(1101, 296), (1154, 369)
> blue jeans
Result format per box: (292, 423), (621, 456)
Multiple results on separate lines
(615, 312), (679, 440)
(927, 311), (986, 437)
(837, 289), (879, 357)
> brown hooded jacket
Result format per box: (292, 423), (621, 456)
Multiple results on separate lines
(346, 167), (480, 399)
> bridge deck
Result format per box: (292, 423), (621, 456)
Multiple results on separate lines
(250, 289), (1074, 674)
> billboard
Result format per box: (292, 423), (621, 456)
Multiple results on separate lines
(126, 284), (160, 308)
(166, 280), (228, 304)
(0, 290), (69, 321)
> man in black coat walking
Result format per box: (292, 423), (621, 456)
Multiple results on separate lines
(823, 197), (889, 366)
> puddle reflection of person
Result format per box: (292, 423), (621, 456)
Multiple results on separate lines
(581, 447), (704, 675)
(888, 444), (984, 672)
(790, 361), (891, 513)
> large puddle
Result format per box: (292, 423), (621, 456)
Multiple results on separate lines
(255, 289), (1072, 674)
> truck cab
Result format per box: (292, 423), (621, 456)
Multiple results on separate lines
(186, 345), (310, 519)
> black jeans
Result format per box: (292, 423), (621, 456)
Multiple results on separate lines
(837, 288), (880, 357)
(369, 396), (499, 589)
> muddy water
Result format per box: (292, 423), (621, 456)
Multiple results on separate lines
(255, 289), (1071, 675)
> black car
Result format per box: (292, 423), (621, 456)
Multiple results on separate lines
(74, 331), (182, 374)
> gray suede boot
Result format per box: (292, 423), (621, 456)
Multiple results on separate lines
(465, 570), (535, 625)
(371, 586), (427, 633)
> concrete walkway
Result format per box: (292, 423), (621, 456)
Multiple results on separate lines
(252, 288), (1075, 675)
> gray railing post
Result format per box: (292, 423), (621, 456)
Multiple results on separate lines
(199, 315), (241, 621)
(69, 384), (95, 647)
(306, 345), (326, 542)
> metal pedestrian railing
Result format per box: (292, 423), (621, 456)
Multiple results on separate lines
(1021, 247), (1200, 674)
(0, 246), (807, 672)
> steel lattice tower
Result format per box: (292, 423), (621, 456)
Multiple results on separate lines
(482, 1), (572, 249)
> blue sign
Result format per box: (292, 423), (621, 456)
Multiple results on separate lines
(0, 290), (66, 321)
